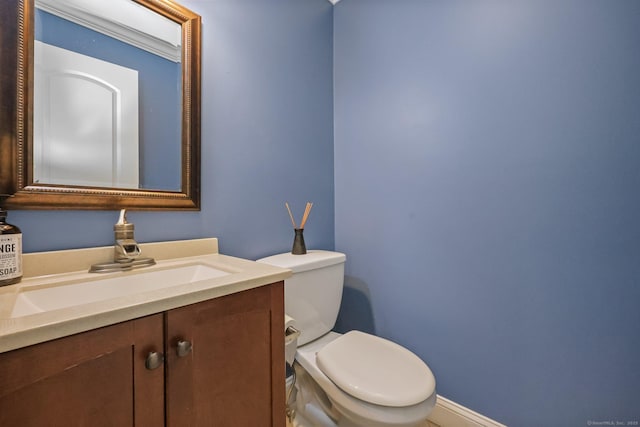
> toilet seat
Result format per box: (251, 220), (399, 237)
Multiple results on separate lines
(316, 331), (435, 407)
(296, 332), (436, 427)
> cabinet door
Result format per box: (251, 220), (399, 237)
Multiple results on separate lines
(166, 283), (285, 427)
(0, 314), (164, 427)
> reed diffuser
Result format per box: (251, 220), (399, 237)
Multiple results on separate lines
(285, 202), (313, 255)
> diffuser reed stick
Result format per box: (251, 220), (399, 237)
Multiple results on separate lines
(300, 202), (313, 229)
(285, 202), (297, 228)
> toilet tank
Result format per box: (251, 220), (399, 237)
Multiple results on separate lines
(257, 250), (346, 345)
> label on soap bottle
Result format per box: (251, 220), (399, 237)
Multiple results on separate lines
(0, 234), (22, 283)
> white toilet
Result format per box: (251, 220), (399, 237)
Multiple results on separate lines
(258, 250), (436, 427)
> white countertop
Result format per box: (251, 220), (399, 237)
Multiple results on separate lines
(0, 238), (291, 353)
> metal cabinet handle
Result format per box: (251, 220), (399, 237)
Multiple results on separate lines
(145, 351), (164, 370)
(176, 340), (193, 357)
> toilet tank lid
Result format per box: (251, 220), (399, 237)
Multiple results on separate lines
(257, 250), (346, 273)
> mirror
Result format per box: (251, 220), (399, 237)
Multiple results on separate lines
(0, 0), (201, 210)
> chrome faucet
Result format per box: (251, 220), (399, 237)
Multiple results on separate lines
(89, 209), (156, 273)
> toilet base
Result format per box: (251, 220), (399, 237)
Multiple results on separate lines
(287, 371), (330, 427)
(291, 362), (339, 427)
(290, 365), (363, 427)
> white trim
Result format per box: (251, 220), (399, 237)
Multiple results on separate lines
(36, 0), (181, 63)
(426, 395), (507, 427)
(328, 0), (341, 4)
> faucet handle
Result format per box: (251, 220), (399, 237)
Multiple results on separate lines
(116, 209), (128, 225)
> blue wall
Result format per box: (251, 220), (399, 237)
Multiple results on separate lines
(10, 0), (640, 425)
(12, 0), (335, 260)
(334, 1), (640, 425)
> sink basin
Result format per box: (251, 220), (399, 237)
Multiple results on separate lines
(11, 262), (231, 318)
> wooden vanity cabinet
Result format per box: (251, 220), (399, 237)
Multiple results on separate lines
(166, 282), (286, 426)
(0, 282), (285, 427)
(0, 313), (165, 427)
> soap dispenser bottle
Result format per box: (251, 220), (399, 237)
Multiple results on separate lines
(0, 204), (23, 286)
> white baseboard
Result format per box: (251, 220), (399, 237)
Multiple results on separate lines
(425, 395), (507, 427)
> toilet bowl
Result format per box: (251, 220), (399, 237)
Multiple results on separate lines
(257, 250), (436, 427)
(294, 332), (436, 427)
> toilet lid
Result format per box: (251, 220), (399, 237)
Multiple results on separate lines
(316, 331), (435, 407)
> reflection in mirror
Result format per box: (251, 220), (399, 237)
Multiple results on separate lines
(34, 0), (181, 191)
(0, 0), (201, 210)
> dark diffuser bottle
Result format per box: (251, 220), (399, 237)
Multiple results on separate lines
(0, 206), (22, 286)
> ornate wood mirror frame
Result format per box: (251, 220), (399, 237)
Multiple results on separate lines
(0, 0), (201, 210)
